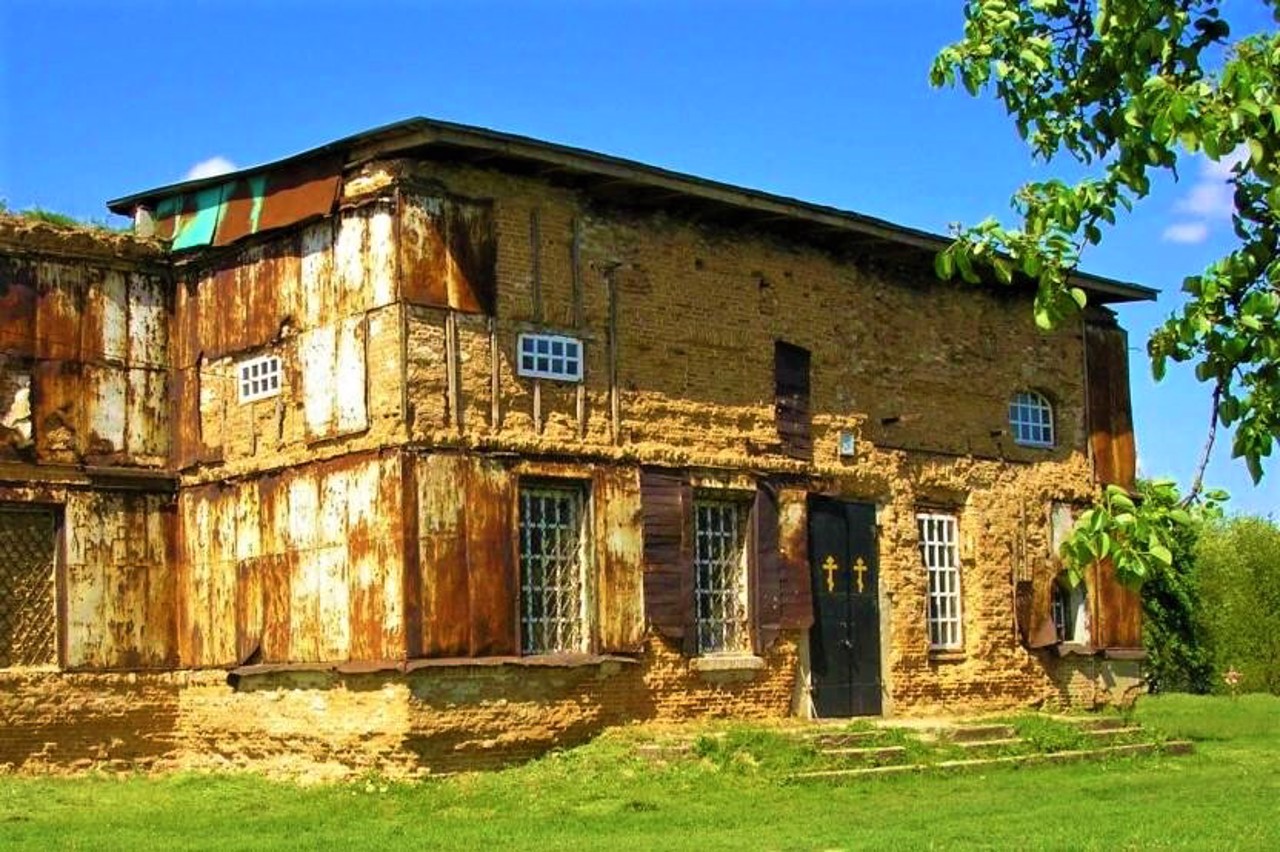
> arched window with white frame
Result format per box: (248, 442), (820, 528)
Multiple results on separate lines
(1009, 390), (1054, 448)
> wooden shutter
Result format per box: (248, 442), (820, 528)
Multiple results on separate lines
(411, 453), (472, 658)
(1090, 558), (1143, 650)
(594, 467), (645, 653)
(777, 487), (814, 631)
(753, 481), (783, 652)
(775, 341), (812, 460)
(1085, 312), (1136, 490)
(640, 468), (692, 643)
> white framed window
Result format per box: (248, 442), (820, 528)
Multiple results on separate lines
(918, 512), (962, 651)
(517, 333), (583, 382)
(238, 355), (282, 403)
(519, 483), (588, 654)
(1009, 390), (1054, 447)
(693, 497), (751, 654)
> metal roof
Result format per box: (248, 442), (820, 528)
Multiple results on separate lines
(107, 116), (1156, 303)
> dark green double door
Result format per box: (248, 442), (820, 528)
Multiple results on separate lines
(808, 497), (882, 717)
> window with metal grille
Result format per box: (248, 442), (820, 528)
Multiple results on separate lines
(519, 484), (588, 654)
(694, 497), (750, 654)
(517, 333), (583, 382)
(1009, 390), (1054, 447)
(0, 506), (58, 668)
(917, 512), (962, 651)
(238, 355), (282, 403)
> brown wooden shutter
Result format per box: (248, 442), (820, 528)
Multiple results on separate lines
(753, 481), (783, 652)
(640, 468), (692, 644)
(465, 457), (519, 656)
(595, 467), (645, 653)
(777, 487), (814, 631)
(1085, 312), (1136, 490)
(1090, 558), (1143, 650)
(775, 341), (812, 460)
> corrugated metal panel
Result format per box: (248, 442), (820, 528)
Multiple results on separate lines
(153, 158), (341, 251)
(594, 466), (644, 653)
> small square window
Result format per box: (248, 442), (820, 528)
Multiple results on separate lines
(516, 333), (584, 382)
(237, 355), (283, 404)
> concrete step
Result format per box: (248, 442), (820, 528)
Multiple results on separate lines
(819, 745), (909, 764)
(1055, 715), (1132, 732)
(802, 730), (891, 749)
(1082, 726), (1143, 741)
(945, 724), (1017, 742)
(954, 737), (1024, 753)
(788, 740), (1193, 782)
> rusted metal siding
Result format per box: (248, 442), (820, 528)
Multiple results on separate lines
(592, 466), (644, 653)
(176, 452), (405, 666)
(411, 453), (471, 657)
(1085, 315), (1137, 491)
(62, 492), (176, 669)
(173, 206), (396, 466)
(0, 254), (169, 468)
(399, 193), (497, 313)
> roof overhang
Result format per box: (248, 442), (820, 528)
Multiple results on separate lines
(107, 117), (1157, 304)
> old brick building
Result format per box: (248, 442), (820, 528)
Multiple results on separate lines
(0, 118), (1153, 777)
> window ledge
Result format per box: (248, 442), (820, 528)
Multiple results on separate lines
(689, 654), (766, 673)
(928, 649), (967, 663)
(228, 654), (640, 680)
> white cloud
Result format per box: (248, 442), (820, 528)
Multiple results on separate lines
(1174, 181), (1234, 219)
(1201, 146), (1249, 180)
(184, 156), (237, 181)
(1162, 222), (1209, 244)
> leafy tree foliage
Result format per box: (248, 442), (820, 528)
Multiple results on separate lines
(1197, 516), (1280, 693)
(932, 1), (1280, 585)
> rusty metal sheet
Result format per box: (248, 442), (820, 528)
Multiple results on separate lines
(33, 360), (82, 464)
(0, 257), (38, 357)
(300, 316), (368, 440)
(177, 452), (406, 665)
(466, 457), (518, 656)
(413, 453), (470, 657)
(594, 466), (645, 653)
(399, 194), (496, 313)
(61, 492), (176, 669)
(153, 157), (341, 251)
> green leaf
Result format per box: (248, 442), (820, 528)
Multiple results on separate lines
(934, 249), (955, 280)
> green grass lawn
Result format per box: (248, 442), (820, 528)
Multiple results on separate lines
(2, 693), (1277, 850)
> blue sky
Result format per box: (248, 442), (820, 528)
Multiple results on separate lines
(1, 0), (1275, 515)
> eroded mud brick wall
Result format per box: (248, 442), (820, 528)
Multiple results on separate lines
(380, 156), (1127, 714)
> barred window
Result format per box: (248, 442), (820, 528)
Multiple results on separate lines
(918, 512), (962, 651)
(694, 498), (750, 654)
(238, 355), (282, 403)
(1009, 390), (1054, 447)
(519, 484), (588, 654)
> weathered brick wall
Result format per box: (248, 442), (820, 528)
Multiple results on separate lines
(386, 159), (1106, 716)
(0, 633), (797, 779)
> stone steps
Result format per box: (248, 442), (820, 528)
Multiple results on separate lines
(788, 740), (1195, 782)
(818, 745), (909, 764)
(943, 724), (1017, 743)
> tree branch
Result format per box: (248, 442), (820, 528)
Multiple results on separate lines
(1182, 380), (1224, 506)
